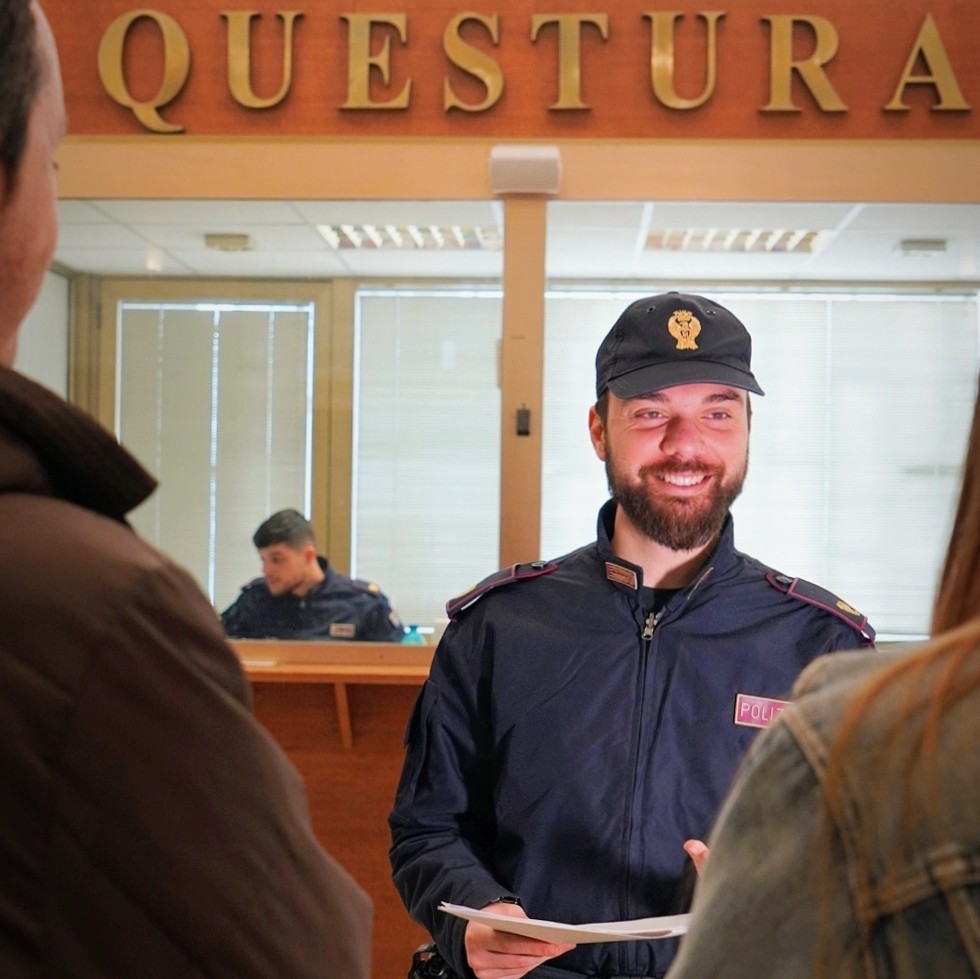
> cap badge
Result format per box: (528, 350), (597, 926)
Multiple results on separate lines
(667, 310), (701, 350)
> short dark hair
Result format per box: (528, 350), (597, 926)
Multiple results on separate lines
(594, 391), (610, 423)
(252, 509), (316, 550)
(0, 0), (43, 199)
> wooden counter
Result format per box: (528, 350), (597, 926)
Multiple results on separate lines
(232, 640), (434, 978)
(232, 640), (433, 749)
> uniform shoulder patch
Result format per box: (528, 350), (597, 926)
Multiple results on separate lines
(352, 578), (382, 595)
(766, 572), (875, 644)
(446, 561), (559, 620)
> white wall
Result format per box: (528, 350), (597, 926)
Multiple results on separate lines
(15, 269), (70, 396)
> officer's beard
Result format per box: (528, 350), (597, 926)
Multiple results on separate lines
(605, 453), (747, 553)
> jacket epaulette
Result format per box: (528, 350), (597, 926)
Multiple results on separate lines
(352, 578), (382, 595)
(766, 572), (875, 644)
(446, 561), (559, 620)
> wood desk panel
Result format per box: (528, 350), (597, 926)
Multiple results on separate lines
(233, 640), (434, 749)
(237, 642), (433, 978)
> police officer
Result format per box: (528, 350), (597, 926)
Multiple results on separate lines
(221, 509), (403, 642)
(389, 292), (875, 979)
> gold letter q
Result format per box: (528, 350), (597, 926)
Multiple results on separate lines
(98, 10), (190, 133)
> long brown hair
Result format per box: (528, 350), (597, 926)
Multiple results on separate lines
(932, 384), (980, 635)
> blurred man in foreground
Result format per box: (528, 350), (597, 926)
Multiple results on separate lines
(0, 3), (372, 975)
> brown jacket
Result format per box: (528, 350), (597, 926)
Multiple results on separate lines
(0, 366), (372, 977)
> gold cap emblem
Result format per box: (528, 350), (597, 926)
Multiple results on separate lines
(668, 310), (701, 350)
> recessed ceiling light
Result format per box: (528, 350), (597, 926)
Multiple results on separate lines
(645, 228), (830, 254)
(144, 245), (163, 273)
(315, 224), (502, 251)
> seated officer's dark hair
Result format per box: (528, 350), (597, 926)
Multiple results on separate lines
(253, 509), (315, 549)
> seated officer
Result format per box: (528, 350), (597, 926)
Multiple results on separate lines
(221, 509), (404, 642)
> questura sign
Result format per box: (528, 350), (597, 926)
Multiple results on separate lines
(44, 1), (980, 138)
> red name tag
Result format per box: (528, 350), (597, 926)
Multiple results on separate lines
(733, 693), (790, 729)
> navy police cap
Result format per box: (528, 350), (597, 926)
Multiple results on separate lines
(595, 292), (765, 400)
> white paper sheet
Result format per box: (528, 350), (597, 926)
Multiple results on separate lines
(439, 902), (690, 944)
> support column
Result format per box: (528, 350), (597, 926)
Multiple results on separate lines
(499, 196), (547, 567)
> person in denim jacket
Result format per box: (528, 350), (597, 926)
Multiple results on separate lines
(668, 378), (980, 979)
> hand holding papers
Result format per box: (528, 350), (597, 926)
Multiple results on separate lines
(440, 902), (690, 944)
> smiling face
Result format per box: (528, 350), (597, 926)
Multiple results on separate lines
(0, 1), (66, 367)
(589, 383), (750, 552)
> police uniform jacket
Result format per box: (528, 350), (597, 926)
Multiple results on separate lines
(389, 498), (874, 979)
(221, 557), (403, 641)
(0, 366), (372, 978)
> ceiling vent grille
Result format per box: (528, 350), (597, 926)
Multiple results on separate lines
(204, 232), (255, 252)
(317, 224), (502, 251)
(897, 238), (947, 256)
(646, 228), (830, 254)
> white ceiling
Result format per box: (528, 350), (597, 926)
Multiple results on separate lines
(55, 198), (980, 286)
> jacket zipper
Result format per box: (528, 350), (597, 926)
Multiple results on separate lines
(642, 610), (656, 640)
(621, 607), (659, 975)
(622, 571), (712, 972)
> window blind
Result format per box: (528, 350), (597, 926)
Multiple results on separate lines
(115, 301), (314, 612)
(353, 291), (502, 627)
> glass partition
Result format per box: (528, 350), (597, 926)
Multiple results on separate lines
(114, 299), (315, 609)
(76, 199), (980, 640)
(352, 289), (502, 628)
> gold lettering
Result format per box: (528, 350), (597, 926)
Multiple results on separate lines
(443, 13), (503, 112)
(761, 15), (847, 113)
(341, 13), (411, 110)
(222, 10), (303, 110)
(97, 9), (190, 133)
(530, 13), (609, 110)
(885, 13), (969, 111)
(645, 11), (725, 110)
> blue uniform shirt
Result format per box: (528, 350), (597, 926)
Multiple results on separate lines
(221, 556), (403, 642)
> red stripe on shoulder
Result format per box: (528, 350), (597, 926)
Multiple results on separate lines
(766, 572), (875, 644)
(446, 561), (559, 620)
